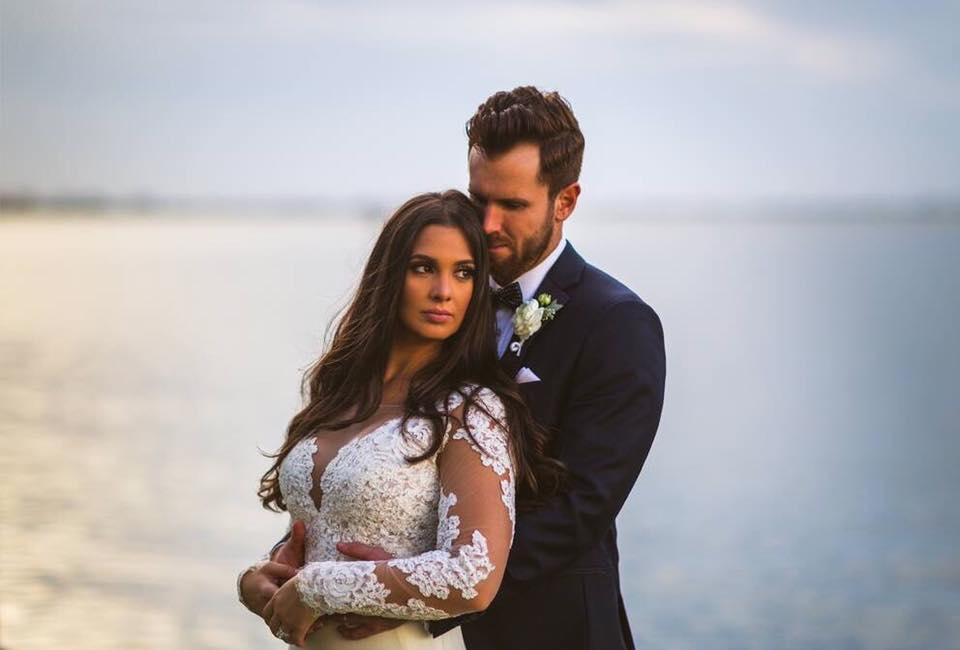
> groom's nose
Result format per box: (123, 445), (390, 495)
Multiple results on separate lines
(481, 204), (502, 235)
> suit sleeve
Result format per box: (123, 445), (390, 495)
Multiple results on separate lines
(506, 299), (666, 582)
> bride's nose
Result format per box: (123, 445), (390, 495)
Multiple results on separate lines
(429, 273), (452, 301)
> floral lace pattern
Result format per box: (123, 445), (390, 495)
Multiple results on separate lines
(455, 392), (512, 478)
(501, 478), (516, 536)
(280, 416), (440, 564)
(297, 561), (387, 613)
(454, 388), (517, 532)
(436, 491), (460, 551)
(282, 385), (516, 621)
(389, 529), (494, 600)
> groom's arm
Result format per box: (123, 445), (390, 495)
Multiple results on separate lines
(507, 299), (666, 582)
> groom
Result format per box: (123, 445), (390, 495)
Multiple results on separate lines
(240, 86), (666, 649)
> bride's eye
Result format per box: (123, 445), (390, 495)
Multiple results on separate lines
(454, 267), (476, 280)
(410, 262), (432, 274)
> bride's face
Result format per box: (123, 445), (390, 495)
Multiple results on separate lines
(398, 224), (477, 342)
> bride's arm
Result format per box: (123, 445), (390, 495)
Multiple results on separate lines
(237, 518), (300, 615)
(287, 388), (515, 621)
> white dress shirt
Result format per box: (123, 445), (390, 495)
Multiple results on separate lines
(493, 237), (568, 357)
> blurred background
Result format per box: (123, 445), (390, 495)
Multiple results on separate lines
(1, 2), (958, 649)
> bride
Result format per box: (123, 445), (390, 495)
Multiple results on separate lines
(238, 190), (562, 648)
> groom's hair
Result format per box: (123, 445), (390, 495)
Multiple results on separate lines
(466, 86), (584, 198)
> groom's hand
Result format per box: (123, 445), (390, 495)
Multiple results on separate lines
(240, 520), (308, 617)
(273, 520), (307, 568)
(334, 541), (403, 639)
(336, 541), (393, 561)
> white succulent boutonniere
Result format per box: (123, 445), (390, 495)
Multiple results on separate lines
(509, 293), (563, 355)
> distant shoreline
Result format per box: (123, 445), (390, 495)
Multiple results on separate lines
(2, 194), (959, 224)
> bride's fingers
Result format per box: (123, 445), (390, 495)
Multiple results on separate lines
(262, 561), (298, 582)
(291, 622), (310, 647)
(269, 612), (286, 640)
(261, 599), (274, 624)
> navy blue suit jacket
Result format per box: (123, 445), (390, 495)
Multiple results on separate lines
(431, 242), (666, 650)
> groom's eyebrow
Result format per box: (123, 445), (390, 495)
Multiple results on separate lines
(469, 189), (529, 208)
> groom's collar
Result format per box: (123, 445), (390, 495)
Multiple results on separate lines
(540, 240), (586, 292)
(491, 236), (568, 302)
(495, 241), (585, 376)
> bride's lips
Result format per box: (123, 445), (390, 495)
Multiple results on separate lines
(422, 309), (454, 323)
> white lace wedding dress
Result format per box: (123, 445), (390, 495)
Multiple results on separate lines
(276, 386), (516, 649)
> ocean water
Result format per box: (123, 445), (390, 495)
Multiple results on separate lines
(1, 212), (958, 649)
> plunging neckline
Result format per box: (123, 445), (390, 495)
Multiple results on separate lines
(305, 415), (404, 513)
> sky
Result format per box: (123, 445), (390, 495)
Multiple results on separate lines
(2, 0), (959, 203)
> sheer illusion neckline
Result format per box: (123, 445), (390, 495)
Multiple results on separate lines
(282, 386), (516, 628)
(306, 413), (406, 512)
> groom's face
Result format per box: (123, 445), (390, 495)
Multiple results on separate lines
(468, 143), (558, 286)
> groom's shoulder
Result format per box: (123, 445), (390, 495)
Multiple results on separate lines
(567, 261), (665, 376)
(575, 259), (659, 325)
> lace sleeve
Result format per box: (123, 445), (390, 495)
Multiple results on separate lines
(293, 387), (516, 619)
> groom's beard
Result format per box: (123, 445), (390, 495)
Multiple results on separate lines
(489, 205), (555, 286)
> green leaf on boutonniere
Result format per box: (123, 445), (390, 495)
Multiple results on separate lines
(542, 302), (562, 320)
(536, 293), (563, 321)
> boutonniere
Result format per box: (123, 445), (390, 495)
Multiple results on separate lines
(509, 293), (563, 355)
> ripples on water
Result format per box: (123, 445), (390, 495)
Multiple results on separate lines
(1, 213), (958, 649)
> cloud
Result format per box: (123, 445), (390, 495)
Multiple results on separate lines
(272, 0), (896, 80)
(5, 0), (893, 80)
(4, 0), (955, 198)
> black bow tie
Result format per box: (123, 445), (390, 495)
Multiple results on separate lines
(493, 282), (523, 311)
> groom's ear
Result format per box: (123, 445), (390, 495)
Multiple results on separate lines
(553, 182), (581, 223)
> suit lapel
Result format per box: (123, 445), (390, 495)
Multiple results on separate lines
(498, 243), (586, 378)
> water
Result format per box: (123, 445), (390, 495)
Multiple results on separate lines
(1, 212), (958, 649)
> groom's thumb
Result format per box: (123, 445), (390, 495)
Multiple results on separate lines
(291, 520), (307, 551)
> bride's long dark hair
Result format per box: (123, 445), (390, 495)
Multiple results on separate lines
(259, 190), (564, 512)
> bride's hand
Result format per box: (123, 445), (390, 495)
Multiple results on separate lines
(335, 614), (404, 640)
(240, 561), (298, 617)
(262, 578), (320, 647)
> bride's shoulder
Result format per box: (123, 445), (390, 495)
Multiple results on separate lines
(441, 385), (512, 469)
(438, 383), (506, 418)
